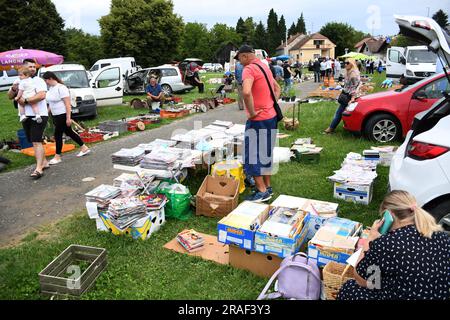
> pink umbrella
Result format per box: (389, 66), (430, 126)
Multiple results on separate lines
(0, 48), (64, 71)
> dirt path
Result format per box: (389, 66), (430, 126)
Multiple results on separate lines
(0, 81), (320, 246)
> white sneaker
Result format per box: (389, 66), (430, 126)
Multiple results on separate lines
(77, 149), (91, 157)
(19, 115), (27, 122)
(49, 158), (62, 165)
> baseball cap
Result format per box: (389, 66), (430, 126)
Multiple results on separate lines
(234, 45), (255, 60)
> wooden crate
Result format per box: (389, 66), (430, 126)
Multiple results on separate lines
(39, 245), (107, 299)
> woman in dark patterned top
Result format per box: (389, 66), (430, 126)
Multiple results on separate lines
(338, 190), (449, 300)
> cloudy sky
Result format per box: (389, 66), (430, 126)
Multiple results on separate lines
(51, 0), (449, 36)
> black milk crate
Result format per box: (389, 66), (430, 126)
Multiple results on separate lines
(39, 245), (107, 298)
(292, 151), (321, 164)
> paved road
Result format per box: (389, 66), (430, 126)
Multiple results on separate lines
(0, 81), (319, 246)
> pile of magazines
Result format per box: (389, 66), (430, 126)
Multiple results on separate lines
(112, 148), (145, 166)
(107, 197), (147, 231)
(176, 229), (205, 253)
(85, 184), (121, 209)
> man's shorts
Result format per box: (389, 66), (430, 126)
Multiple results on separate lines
(23, 116), (49, 143)
(244, 116), (277, 177)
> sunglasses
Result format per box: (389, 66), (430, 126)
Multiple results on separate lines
(345, 62), (350, 65)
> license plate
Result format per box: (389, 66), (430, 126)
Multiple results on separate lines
(72, 109), (80, 114)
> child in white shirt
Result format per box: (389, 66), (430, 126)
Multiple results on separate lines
(15, 68), (42, 123)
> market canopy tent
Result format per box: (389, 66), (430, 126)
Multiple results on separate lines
(338, 52), (377, 60)
(271, 55), (292, 61)
(0, 48), (64, 71)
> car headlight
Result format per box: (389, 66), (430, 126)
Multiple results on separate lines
(83, 95), (95, 101)
(346, 102), (358, 112)
(406, 69), (414, 76)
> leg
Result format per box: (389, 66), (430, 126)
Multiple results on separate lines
(253, 176), (267, 193)
(33, 142), (46, 173)
(237, 84), (244, 110)
(263, 175), (271, 188)
(329, 102), (347, 130)
(63, 120), (87, 150)
(53, 115), (65, 158)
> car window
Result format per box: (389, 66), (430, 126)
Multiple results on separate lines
(90, 65), (99, 72)
(96, 67), (120, 88)
(420, 77), (450, 99)
(389, 50), (401, 63)
(6, 69), (18, 77)
(101, 63), (111, 69)
(161, 68), (178, 77)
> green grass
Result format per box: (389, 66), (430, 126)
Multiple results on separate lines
(0, 72), (233, 173)
(0, 93), (400, 299)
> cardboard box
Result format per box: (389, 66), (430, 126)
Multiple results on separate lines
(196, 175), (239, 218)
(229, 245), (282, 278)
(98, 212), (125, 236)
(217, 202), (270, 250)
(254, 212), (311, 259)
(127, 209), (166, 241)
(308, 222), (362, 267)
(333, 181), (374, 205)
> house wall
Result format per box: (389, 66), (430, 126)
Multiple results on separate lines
(289, 38), (336, 63)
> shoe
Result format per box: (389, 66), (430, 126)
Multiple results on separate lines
(245, 190), (272, 203)
(30, 170), (43, 179)
(19, 115), (27, 123)
(77, 149), (91, 157)
(49, 158), (62, 165)
(245, 176), (256, 188)
(267, 186), (274, 196)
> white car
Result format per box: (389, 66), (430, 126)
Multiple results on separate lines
(0, 69), (19, 92)
(389, 15), (450, 231)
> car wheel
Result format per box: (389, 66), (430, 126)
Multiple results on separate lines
(161, 84), (172, 95)
(428, 199), (450, 234)
(365, 114), (401, 143)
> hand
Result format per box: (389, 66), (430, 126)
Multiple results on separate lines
(66, 118), (72, 127)
(248, 110), (262, 119)
(18, 98), (26, 105)
(368, 219), (384, 242)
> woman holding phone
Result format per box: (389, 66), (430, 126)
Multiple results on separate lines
(42, 71), (90, 165)
(337, 190), (449, 300)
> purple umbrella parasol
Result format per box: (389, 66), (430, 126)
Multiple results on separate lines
(0, 48), (64, 70)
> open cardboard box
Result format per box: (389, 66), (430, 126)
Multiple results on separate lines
(196, 175), (239, 218)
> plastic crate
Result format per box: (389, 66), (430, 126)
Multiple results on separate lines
(39, 245), (107, 298)
(98, 120), (128, 133)
(160, 110), (189, 119)
(79, 132), (104, 144)
(292, 151), (320, 164)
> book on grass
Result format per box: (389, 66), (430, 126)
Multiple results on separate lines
(176, 229), (205, 253)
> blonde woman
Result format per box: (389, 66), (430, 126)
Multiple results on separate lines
(324, 59), (361, 134)
(338, 190), (449, 300)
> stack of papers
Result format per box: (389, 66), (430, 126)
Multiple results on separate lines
(225, 124), (245, 137)
(112, 148), (145, 166)
(329, 152), (378, 185)
(176, 229), (205, 253)
(220, 202), (268, 231)
(294, 138), (312, 145)
(291, 138), (322, 154)
(137, 139), (177, 153)
(113, 173), (155, 188)
(305, 200), (339, 217)
(310, 217), (360, 251)
(140, 148), (179, 170)
(85, 185), (121, 209)
(259, 207), (307, 238)
(140, 194), (168, 211)
(212, 120), (234, 128)
(323, 217), (360, 237)
(107, 197), (147, 231)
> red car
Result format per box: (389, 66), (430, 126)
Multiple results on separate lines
(342, 73), (449, 142)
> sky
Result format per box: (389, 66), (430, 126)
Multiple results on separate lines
(51, 0), (449, 37)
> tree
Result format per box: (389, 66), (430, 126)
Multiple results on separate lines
(390, 34), (421, 47)
(267, 9), (279, 55)
(236, 17), (246, 36)
(432, 9), (449, 28)
(278, 15), (287, 45)
(99, 0), (184, 68)
(208, 23), (241, 60)
(288, 22), (297, 38)
(253, 21), (268, 50)
(243, 17), (256, 45)
(296, 13), (306, 34)
(179, 22), (211, 61)
(65, 29), (104, 69)
(0, 0), (66, 55)
(320, 22), (369, 57)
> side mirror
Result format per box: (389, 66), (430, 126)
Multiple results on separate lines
(92, 82), (97, 88)
(400, 57), (406, 65)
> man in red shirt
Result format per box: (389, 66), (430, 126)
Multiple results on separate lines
(236, 45), (281, 202)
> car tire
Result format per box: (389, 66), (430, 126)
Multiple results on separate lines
(161, 84), (172, 95)
(428, 199), (450, 233)
(364, 113), (401, 143)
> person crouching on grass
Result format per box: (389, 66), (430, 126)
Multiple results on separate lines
(337, 190), (449, 300)
(236, 45), (281, 203)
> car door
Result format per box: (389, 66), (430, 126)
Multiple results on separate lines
(92, 66), (123, 107)
(0, 71), (7, 91)
(161, 68), (182, 91)
(386, 47), (406, 79)
(127, 70), (147, 93)
(408, 76), (449, 127)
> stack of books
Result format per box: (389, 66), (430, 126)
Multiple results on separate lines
(140, 194), (168, 211)
(176, 229), (205, 253)
(85, 185), (121, 210)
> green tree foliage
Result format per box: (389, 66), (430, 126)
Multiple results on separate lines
(253, 21), (268, 50)
(243, 17), (256, 45)
(288, 23), (297, 38)
(236, 17), (246, 36)
(179, 22), (211, 61)
(208, 23), (241, 60)
(267, 8), (279, 55)
(432, 9), (449, 28)
(278, 15), (287, 45)
(65, 28), (104, 69)
(320, 22), (369, 57)
(390, 34), (421, 47)
(99, 0), (184, 68)
(296, 13), (306, 34)
(0, 0), (66, 55)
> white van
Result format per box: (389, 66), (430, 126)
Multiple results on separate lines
(39, 64), (124, 117)
(0, 69), (19, 92)
(227, 49), (270, 73)
(386, 45), (437, 83)
(90, 57), (139, 79)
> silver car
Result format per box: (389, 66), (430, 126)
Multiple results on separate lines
(124, 65), (193, 95)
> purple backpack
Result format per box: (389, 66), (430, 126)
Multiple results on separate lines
(257, 253), (321, 300)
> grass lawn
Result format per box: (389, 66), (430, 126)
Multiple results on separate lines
(0, 87), (400, 299)
(0, 72), (233, 173)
